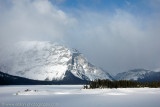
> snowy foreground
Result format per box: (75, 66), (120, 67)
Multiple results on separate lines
(0, 85), (160, 107)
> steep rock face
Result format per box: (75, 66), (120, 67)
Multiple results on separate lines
(68, 50), (111, 81)
(0, 41), (113, 81)
(114, 69), (155, 81)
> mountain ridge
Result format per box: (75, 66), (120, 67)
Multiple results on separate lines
(0, 41), (113, 83)
(0, 71), (88, 85)
(114, 68), (160, 82)
(0, 41), (160, 84)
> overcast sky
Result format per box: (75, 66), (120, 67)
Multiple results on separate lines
(0, 0), (160, 74)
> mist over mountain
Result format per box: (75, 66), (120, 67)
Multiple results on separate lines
(114, 69), (160, 82)
(0, 0), (160, 74)
(0, 41), (113, 83)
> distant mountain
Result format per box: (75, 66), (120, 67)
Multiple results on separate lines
(114, 69), (160, 82)
(0, 41), (113, 84)
(137, 71), (160, 82)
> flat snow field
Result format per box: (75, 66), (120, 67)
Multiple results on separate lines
(0, 85), (160, 107)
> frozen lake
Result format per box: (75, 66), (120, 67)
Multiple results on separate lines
(0, 85), (160, 107)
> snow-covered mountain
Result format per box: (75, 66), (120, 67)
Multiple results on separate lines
(0, 41), (113, 82)
(114, 69), (160, 81)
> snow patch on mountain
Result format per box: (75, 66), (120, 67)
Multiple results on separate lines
(153, 68), (160, 72)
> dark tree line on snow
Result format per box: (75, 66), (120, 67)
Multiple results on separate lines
(84, 79), (160, 89)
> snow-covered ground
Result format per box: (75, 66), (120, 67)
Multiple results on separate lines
(0, 85), (160, 107)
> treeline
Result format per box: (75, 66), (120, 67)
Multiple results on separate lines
(84, 79), (160, 89)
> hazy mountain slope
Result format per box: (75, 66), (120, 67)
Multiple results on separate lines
(137, 71), (160, 82)
(0, 41), (113, 82)
(0, 71), (88, 85)
(114, 69), (160, 82)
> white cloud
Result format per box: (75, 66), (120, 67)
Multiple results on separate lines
(0, 0), (160, 73)
(0, 0), (76, 46)
(69, 8), (160, 73)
